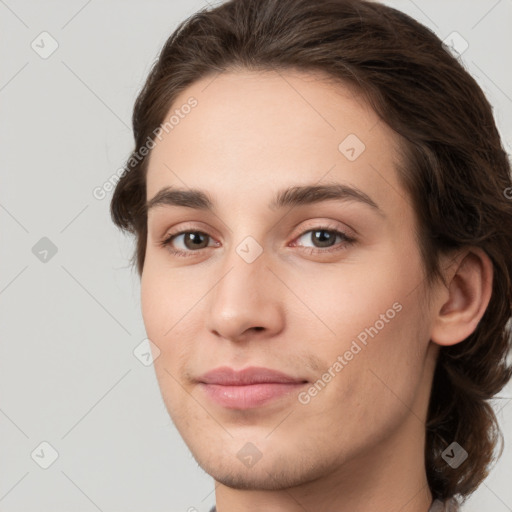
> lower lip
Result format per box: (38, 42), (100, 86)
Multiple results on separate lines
(199, 382), (307, 409)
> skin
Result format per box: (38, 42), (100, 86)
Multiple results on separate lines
(140, 69), (493, 512)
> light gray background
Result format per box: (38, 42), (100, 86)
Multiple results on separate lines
(1, 1), (511, 511)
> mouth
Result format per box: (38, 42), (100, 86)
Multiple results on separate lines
(197, 366), (309, 409)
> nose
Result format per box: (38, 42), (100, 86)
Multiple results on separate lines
(204, 245), (285, 343)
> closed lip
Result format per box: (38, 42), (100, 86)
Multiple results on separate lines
(197, 366), (308, 385)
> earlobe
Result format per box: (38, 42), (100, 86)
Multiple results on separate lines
(430, 247), (493, 347)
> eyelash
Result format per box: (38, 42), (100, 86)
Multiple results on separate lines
(158, 224), (356, 258)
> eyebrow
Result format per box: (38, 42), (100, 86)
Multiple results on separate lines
(146, 183), (384, 217)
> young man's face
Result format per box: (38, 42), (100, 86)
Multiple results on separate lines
(141, 70), (439, 494)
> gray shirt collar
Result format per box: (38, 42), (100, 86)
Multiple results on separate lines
(208, 497), (460, 512)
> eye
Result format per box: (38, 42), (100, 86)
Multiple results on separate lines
(158, 224), (356, 258)
(291, 226), (355, 254)
(159, 230), (218, 258)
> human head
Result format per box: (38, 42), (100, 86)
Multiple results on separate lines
(111, 0), (512, 505)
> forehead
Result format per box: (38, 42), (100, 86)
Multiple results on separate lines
(145, 69), (408, 219)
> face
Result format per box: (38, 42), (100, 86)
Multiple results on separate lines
(141, 69), (438, 490)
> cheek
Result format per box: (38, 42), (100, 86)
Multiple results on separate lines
(140, 272), (191, 416)
(141, 270), (181, 374)
(297, 257), (411, 344)
(299, 242), (427, 406)
(140, 267), (201, 378)
(140, 262), (194, 339)
(140, 274), (165, 341)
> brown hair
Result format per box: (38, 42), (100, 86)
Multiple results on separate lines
(110, 0), (512, 503)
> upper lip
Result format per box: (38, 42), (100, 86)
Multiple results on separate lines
(197, 366), (308, 385)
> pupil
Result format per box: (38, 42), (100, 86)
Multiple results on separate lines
(187, 232), (206, 248)
(314, 230), (334, 247)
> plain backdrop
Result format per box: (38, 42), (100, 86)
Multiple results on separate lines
(1, 1), (511, 511)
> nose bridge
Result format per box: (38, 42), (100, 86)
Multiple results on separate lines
(216, 217), (270, 293)
(205, 232), (283, 339)
(214, 235), (269, 312)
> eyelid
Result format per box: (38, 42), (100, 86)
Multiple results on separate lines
(159, 219), (356, 259)
(290, 219), (356, 241)
(160, 219), (354, 245)
(158, 221), (219, 241)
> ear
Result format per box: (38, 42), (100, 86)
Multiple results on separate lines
(430, 247), (493, 347)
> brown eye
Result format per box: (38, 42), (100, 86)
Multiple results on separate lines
(309, 229), (338, 248)
(181, 232), (210, 250)
(160, 230), (216, 257)
(295, 228), (352, 250)
(160, 225), (355, 259)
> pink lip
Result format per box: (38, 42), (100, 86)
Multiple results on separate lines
(197, 366), (308, 409)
